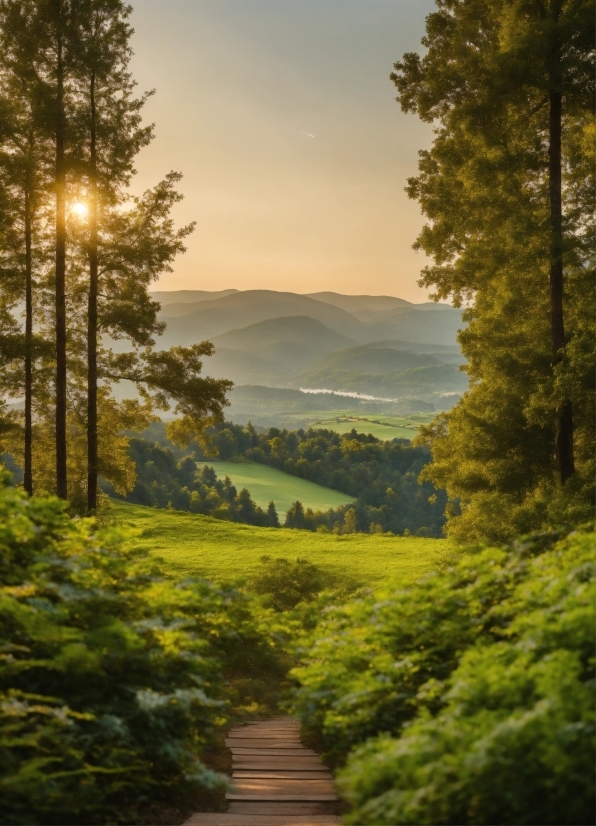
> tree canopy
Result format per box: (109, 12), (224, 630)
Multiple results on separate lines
(392, 0), (595, 541)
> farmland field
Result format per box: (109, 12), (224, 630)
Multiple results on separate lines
(197, 460), (355, 513)
(310, 410), (436, 440)
(110, 501), (453, 587)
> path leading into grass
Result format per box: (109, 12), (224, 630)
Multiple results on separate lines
(184, 717), (341, 826)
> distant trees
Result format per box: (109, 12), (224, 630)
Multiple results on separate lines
(0, 0), (231, 512)
(192, 422), (447, 535)
(393, 0), (595, 541)
(107, 438), (279, 527)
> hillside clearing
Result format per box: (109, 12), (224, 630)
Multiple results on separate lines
(197, 460), (355, 513)
(110, 501), (452, 586)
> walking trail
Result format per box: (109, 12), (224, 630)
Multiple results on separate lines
(184, 717), (342, 826)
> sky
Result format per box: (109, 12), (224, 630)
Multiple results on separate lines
(130, 0), (436, 302)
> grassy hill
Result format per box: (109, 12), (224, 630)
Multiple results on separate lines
(197, 460), (356, 514)
(110, 500), (452, 586)
(312, 412), (434, 440)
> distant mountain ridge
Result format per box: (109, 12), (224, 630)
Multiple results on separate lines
(152, 288), (464, 347)
(146, 288), (468, 416)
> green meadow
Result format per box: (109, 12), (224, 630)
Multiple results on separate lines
(197, 460), (355, 513)
(110, 500), (452, 587)
(310, 410), (435, 440)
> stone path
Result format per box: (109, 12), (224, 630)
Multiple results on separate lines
(184, 717), (341, 826)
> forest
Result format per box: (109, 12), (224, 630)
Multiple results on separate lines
(0, 0), (594, 825)
(106, 422), (448, 536)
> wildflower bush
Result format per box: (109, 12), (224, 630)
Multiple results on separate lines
(0, 473), (280, 825)
(291, 527), (595, 825)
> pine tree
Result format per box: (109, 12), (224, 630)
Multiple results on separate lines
(0, 2), (54, 493)
(266, 500), (279, 527)
(75, 0), (153, 511)
(0, 0), (232, 509)
(285, 500), (306, 529)
(394, 0), (595, 541)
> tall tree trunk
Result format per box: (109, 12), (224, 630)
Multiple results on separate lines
(24, 179), (33, 495)
(55, 21), (68, 499)
(548, 38), (575, 483)
(87, 69), (98, 513)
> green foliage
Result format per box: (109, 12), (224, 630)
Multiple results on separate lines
(246, 556), (327, 612)
(0, 473), (280, 824)
(290, 528), (595, 824)
(109, 500), (451, 590)
(103, 437), (277, 527)
(197, 423), (447, 536)
(195, 460), (355, 516)
(394, 0), (595, 541)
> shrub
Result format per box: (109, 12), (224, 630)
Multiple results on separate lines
(246, 556), (327, 612)
(291, 528), (595, 824)
(0, 473), (277, 824)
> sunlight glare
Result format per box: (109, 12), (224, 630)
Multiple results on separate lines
(71, 202), (89, 219)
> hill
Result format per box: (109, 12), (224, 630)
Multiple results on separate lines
(212, 316), (356, 372)
(360, 307), (465, 346)
(294, 363), (468, 398)
(224, 385), (435, 429)
(151, 288), (238, 311)
(297, 343), (441, 376)
(197, 460), (356, 514)
(200, 348), (280, 385)
(305, 292), (413, 321)
(156, 289), (363, 343)
(110, 500), (451, 586)
(154, 289), (465, 348)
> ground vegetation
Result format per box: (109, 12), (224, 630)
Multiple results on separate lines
(0, 473), (285, 825)
(291, 526), (595, 824)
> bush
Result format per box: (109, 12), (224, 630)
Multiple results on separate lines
(291, 528), (595, 824)
(0, 473), (279, 825)
(246, 556), (327, 612)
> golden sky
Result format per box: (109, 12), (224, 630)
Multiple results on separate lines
(130, 0), (436, 302)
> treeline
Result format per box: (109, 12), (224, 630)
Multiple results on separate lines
(111, 423), (446, 535)
(397, 0), (595, 543)
(105, 438), (279, 527)
(197, 422), (448, 536)
(0, 1), (229, 513)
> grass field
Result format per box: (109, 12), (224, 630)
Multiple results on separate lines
(198, 460), (355, 514)
(310, 411), (435, 440)
(110, 500), (453, 588)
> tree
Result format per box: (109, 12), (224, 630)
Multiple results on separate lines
(285, 500), (306, 529)
(267, 500), (280, 527)
(74, 0), (154, 512)
(0, 2), (54, 494)
(343, 507), (357, 534)
(0, 1), (232, 510)
(393, 0), (595, 541)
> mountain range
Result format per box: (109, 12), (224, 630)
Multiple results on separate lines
(149, 288), (468, 422)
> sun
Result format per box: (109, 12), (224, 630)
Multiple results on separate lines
(71, 202), (89, 219)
